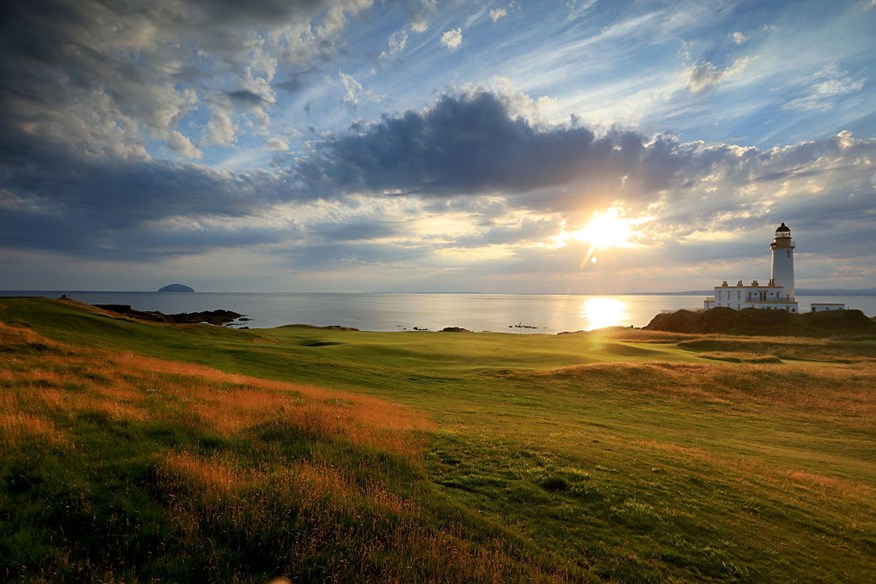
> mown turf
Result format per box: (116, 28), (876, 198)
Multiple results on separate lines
(1, 297), (875, 582)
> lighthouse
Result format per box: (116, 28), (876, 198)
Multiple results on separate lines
(770, 222), (795, 300)
(703, 223), (799, 313)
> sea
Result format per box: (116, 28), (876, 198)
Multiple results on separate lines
(3, 291), (875, 334)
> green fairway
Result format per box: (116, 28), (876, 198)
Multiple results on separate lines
(2, 297), (874, 582)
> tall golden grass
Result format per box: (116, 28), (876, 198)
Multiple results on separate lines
(1, 321), (434, 457)
(154, 447), (571, 583)
(1, 320), (575, 582)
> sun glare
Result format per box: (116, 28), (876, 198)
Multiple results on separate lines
(580, 297), (629, 330)
(552, 207), (637, 268)
(569, 207), (633, 249)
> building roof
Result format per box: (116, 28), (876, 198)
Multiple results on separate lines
(776, 222), (791, 233)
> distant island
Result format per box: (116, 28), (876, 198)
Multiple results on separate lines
(158, 283), (194, 293)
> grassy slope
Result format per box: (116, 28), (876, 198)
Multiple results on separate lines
(2, 298), (875, 582)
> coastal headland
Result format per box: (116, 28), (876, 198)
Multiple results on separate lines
(646, 306), (876, 337)
(95, 303), (247, 326)
(1, 297), (874, 582)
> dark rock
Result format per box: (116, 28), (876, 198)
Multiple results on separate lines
(280, 324), (360, 331)
(96, 304), (243, 326)
(170, 310), (243, 325)
(440, 326), (471, 333)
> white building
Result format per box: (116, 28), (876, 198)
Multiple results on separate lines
(811, 303), (846, 312)
(704, 223), (799, 313)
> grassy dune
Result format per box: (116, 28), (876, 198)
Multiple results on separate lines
(1, 298), (875, 582)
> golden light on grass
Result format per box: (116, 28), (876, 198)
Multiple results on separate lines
(162, 451), (248, 497)
(106, 352), (437, 456)
(0, 410), (69, 447)
(0, 319), (59, 347)
(0, 321), (434, 461)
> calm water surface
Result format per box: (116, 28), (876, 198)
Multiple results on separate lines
(4, 291), (874, 333)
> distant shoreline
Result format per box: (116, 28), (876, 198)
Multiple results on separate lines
(2, 289), (875, 296)
(3, 291), (875, 332)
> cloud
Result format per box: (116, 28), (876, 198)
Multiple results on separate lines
(296, 94), (875, 233)
(275, 77), (305, 93)
(783, 64), (866, 112)
(205, 106), (237, 146)
(334, 70), (385, 110)
(266, 136), (289, 151)
(441, 28), (463, 51)
(339, 71), (364, 106)
(685, 56), (751, 93)
(227, 90), (267, 106)
(0, 106), (303, 259)
(565, 0), (598, 21)
(411, 16), (429, 33)
(166, 130), (202, 160)
(2, 82), (875, 288)
(380, 30), (408, 60)
(409, 0), (436, 33)
(304, 92), (681, 203)
(490, 8), (508, 23)
(685, 61), (724, 93)
(294, 93), (876, 265)
(0, 0), (364, 164)
(3, 1), (873, 291)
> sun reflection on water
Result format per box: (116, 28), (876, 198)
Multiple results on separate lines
(580, 297), (630, 330)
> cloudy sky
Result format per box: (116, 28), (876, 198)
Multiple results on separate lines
(2, 0), (875, 293)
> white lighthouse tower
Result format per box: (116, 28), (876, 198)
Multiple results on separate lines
(770, 222), (795, 300)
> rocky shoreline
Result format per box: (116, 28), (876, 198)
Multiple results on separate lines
(95, 304), (248, 326)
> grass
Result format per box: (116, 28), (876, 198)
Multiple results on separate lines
(1, 297), (875, 582)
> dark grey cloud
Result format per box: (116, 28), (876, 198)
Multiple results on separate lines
(307, 92), (682, 203)
(275, 68), (318, 93)
(189, 0), (327, 25)
(227, 90), (267, 106)
(0, 121), (294, 258)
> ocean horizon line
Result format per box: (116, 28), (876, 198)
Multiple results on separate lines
(3, 289), (876, 296)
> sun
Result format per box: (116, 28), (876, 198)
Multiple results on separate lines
(568, 207), (633, 249)
(551, 207), (637, 268)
